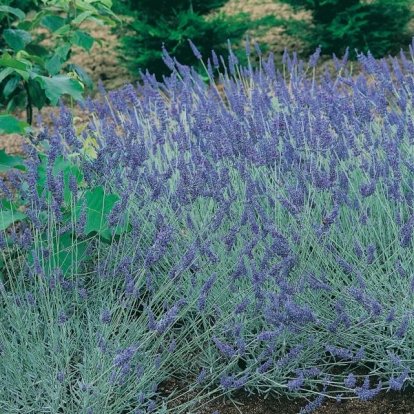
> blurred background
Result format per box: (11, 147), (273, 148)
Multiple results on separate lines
(2, 0), (414, 95)
(1, 0), (413, 152)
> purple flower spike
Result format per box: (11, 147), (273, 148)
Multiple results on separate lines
(344, 373), (356, 388)
(308, 45), (322, 68)
(113, 344), (138, 367)
(245, 35), (250, 57)
(212, 50), (219, 68)
(212, 337), (235, 359)
(389, 367), (409, 391)
(57, 309), (68, 325)
(220, 372), (235, 390)
(57, 371), (65, 383)
(188, 39), (202, 60)
(162, 43), (175, 70)
(355, 377), (382, 401)
(395, 314), (410, 339)
(300, 390), (326, 413)
(366, 243), (376, 265)
(360, 181), (376, 197)
(399, 215), (414, 248)
(101, 309), (111, 324)
(288, 374), (305, 391)
(197, 368), (207, 384)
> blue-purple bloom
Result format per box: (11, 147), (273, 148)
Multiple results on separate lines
(101, 309), (111, 324)
(389, 367), (409, 391)
(288, 374), (305, 391)
(344, 373), (357, 388)
(399, 215), (414, 248)
(234, 297), (249, 315)
(366, 243), (376, 265)
(212, 337), (235, 359)
(113, 344), (138, 367)
(395, 314), (410, 339)
(57, 371), (65, 383)
(188, 39), (202, 60)
(57, 309), (68, 325)
(360, 182), (376, 197)
(197, 368), (207, 384)
(354, 377), (382, 401)
(299, 388), (326, 413)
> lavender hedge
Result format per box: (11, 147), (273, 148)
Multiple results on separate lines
(1, 38), (414, 413)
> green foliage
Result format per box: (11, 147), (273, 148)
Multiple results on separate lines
(273, 0), (414, 59)
(0, 0), (36, 49)
(113, 0), (251, 80)
(0, 149), (130, 279)
(113, 0), (230, 17)
(0, 0), (120, 130)
(0, 113), (30, 134)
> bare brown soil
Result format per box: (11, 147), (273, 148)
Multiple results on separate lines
(1, 1), (414, 413)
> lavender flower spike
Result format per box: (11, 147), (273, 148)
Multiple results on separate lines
(188, 39), (202, 60)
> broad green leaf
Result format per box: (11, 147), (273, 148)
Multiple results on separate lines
(55, 43), (71, 59)
(13, 68), (29, 81)
(77, 186), (119, 236)
(0, 6), (25, 20)
(71, 11), (93, 26)
(66, 63), (93, 88)
(25, 43), (49, 57)
(0, 67), (14, 84)
(54, 232), (89, 276)
(95, 3), (119, 19)
(69, 30), (94, 52)
(0, 210), (27, 231)
(0, 53), (28, 72)
(16, 20), (32, 31)
(0, 114), (29, 134)
(0, 149), (26, 172)
(85, 16), (105, 26)
(3, 29), (31, 52)
(26, 53), (46, 67)
(29, 73), (85, 105)
(27, 231), (89, 278)
(28, 78), (48, 110)
(97, 0), (113, 8)
(73, 1), (97, 12)
(35, 154), (85, 204)
(79, 134), (98, 160)
(54, 24), (71, 36)
(40, 15), (66, 32)
(73, 186), (129, 240)
(45, 53), (64, 76)
(95, 15), (117, 26)
(3, 75), (20, 97)
(25, 9), (51, 30)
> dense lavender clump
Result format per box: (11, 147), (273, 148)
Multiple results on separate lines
(1, 39), (414, 413)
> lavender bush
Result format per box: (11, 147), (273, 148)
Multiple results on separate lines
(1, 37), (414, 413)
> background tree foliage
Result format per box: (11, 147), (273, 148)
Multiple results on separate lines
(112, 0), (252, 80)
(0, 0), (119, 134)
(272, 0), (414, 60)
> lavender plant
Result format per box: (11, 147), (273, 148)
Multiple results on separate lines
(1, 38), (414, 413)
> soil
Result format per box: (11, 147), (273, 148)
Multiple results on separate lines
(1, 1), (414, 412)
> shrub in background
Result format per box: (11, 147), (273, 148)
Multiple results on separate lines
(0, 0), (37, 49)
(272, 0), (414, 60)
(0, 0), (120, 134)
(111, 0), (251, 81)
